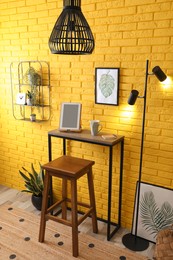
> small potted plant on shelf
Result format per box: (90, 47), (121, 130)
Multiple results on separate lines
(30, 113), (36, 122)
(24, 67), (41, 106)
(26, 89), (37, 106)
(23, 66), (41, 86)
(26, 90), (33, 105)
(19, 162), (44, 210)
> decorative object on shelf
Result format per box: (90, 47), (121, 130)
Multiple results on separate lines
(122, 60), (167, 251)
(132, 182), (173, 243)
(26, 90), (33, 105)
(30, 113), (36, 122)
(24, 67), (41, 106)
(26, 90), (37, 106)
(19, 162), (44, 210)
(10, 60), (50, 122)
(23, 66), (41, 86)
(49, 0), (94, 55)
(95, 68), (119, 106)
(16, 93), (26, 105)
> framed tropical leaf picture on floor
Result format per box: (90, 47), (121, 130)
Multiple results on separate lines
(132, 181), (173, 243)
(95, 68), (119, 105)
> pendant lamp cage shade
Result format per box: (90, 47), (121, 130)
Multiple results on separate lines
(49, 0), (95, 55)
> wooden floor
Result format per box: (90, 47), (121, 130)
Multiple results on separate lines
(0, 184), (155, 259)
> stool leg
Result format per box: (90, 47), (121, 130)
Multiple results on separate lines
(71, 179), (78, 257)
(39, 172), (50, 242)
(62, 178), (67, 220)
(87, 169), (98, 234)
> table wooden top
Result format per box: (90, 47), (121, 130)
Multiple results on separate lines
(48, 129), (124, 147)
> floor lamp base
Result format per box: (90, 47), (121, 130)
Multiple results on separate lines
(122, 233), (149, 251)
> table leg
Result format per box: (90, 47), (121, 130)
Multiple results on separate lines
(107, 140), (124, 240)
(63, 138), (66, 155)
(107, 146), (113, 240)
(48, 135), (53, 208)
(118, 139), (124, 225)
(48, 135), (52, 161)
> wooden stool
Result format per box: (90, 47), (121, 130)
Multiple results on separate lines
(39, 155), (98, 257)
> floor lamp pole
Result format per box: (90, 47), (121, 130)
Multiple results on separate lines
(122, 60), (150, 251)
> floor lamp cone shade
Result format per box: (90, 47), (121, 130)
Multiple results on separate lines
(49, 0), (95, 55)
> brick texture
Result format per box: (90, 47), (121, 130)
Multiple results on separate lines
(0, 0), (173, 230)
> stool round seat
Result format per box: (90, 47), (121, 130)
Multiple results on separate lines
(39, 155), (98, 257)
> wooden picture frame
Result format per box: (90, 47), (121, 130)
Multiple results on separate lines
(95, 68), (119, 105)
(59, 102), (82, 132)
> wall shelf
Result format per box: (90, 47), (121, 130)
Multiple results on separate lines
(10, 60), (51, 122)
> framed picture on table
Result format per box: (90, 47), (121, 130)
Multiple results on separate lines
(59, 102), (82, 132)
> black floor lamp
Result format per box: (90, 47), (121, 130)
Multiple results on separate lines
(122, 60), (167, 251)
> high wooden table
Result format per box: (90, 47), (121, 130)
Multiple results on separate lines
(48, 129), (124, 240)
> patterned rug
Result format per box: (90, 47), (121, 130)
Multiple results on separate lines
(0, 204), (148, 259)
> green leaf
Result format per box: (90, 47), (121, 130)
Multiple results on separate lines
(19, 162), (44, 196)
(140, 191), (173, 238)
(19, 170), (30, 182)
(99, 71), (115, 98)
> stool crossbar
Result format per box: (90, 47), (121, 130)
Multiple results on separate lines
(38, 155), (98, 257)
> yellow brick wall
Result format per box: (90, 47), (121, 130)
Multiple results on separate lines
(0, 0), (173, 229)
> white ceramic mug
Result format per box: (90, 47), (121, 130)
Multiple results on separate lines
(90, 120), (102, 136)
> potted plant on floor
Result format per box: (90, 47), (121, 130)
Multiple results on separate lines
(19, 162), (44, 210)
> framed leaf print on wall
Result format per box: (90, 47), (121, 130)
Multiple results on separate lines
(95, 68), (119, 105)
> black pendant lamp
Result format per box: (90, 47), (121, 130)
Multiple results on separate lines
(49, 0), (95, 55)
